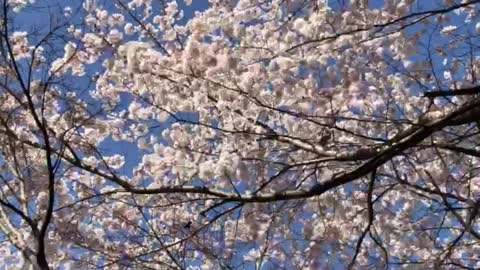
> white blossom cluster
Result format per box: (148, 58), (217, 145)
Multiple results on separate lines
(0, 0), (479, 269)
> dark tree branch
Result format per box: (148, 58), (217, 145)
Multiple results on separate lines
(348, 169), (376, 270)
(424, 86), (480, 98)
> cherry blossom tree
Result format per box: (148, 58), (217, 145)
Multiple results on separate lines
(1, 0), (480, 269)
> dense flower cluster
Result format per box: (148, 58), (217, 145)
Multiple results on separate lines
(0, 0), (479, 269)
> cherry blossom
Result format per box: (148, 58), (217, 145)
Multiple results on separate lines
(0, 0), (479, 269)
